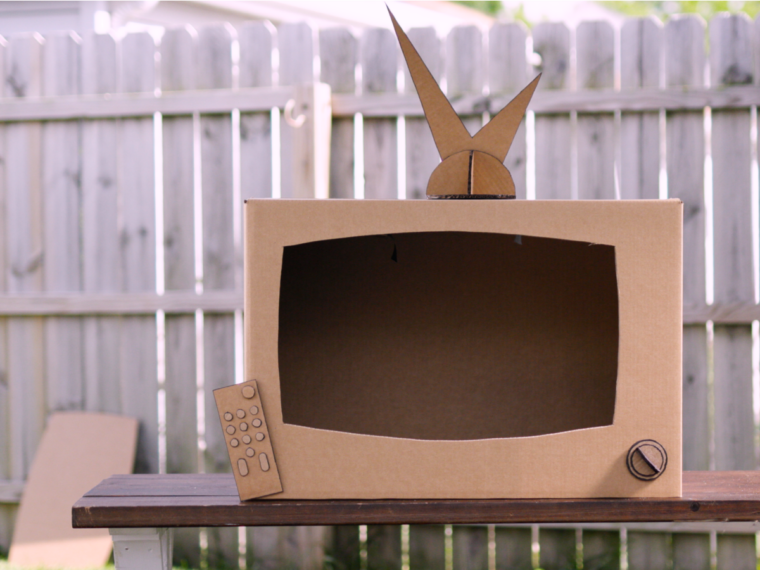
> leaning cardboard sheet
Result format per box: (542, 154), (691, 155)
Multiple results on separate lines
(215, 10), (683, 501)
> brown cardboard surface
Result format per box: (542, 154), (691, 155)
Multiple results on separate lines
(9, 412), (138, 568)
(244, 199), (683, 499)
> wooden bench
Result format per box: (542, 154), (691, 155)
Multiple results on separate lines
(73, 471), (760, 570)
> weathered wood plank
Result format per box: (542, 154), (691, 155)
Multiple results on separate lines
(41, 31), (83, 421)
(321, 27), (357, 199)
(710, 13), (756, 570)
(367, 525), (401, 570)
(489, 22), (528, 199)
(494, 527), (531, 570)
(620, 17), (662, 199)
(666, 15), (711, 570)
(160, 25), (200, 568)
(409, 525), (444, 570)
(117, 31), (159, 476)
(72, 472), (760, 528)
(627, 531), (670, 570)
(8, 84), (760, 123)
(711, 12), (755, 470)
(533, 23), (572, 199)
(447, 25), (483, 138)
(196, 23), (238, 570)
(239, 21), (274, 201)
(0, 34), (12, 554)
(330, 523), (360, 570)
(404, 27), (440, 200)
(538, 528), (576, 570)
(81, 31), (120, 432)
(5, 33), (45, 493)
(453, 526), (487, 570)
(576, 21), (615, 200)
(279, 22), (314, 199)
(582, 530), (619, 570)
(672, 533), (709, 570)
(362, 27), (398, 199)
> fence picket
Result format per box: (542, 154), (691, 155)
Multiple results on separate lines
(239, 21), (273, 201)
(576, 21), (615, 200)
(367, 525), (401, 570)
(620, 17), (661, 200)
(279, 22), (314, 199)
(118, 31), (160, 476)
(453, 526), (487, 570)
(494, 528), (531, 570)
(409, 525), (445, 570)
(533, 23), (572, 199)
(160, 25), (200, 568)
(81, 31), (120, 420)
(320, 27), (356, 199)
(582, 530), (619, 570)
(41, 31), (83, 421)
(329, 524), (360, 570)
(0, 34), (10, 554)
(710, 13), (756, 570)
(5, 32), (45, 491)
(447, 25), (483, 138)
(538, 528), (576, 570)
(404, 27), (440, 200)
(627, 532), (670, 570)
(489, 23), (528, 199)
(362, 27), (398, 199)
(664, 15), (711, 570)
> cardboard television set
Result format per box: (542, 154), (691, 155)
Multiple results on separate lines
(214, 12), (683, 501)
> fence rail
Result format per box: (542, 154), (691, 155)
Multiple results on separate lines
(1, 11), (759, 570)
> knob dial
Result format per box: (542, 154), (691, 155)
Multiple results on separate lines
(627, 440), (667, 481)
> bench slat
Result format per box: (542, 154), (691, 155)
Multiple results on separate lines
(73, 472), (760, 528)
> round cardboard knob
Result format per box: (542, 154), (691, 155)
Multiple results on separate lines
(627, 440), (667, 481)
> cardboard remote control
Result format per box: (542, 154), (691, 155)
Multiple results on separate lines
(214, 380), (282, 500)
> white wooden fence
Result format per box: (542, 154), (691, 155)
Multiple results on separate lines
(1, 11), (760, 570)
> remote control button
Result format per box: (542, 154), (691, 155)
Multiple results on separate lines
(240, 422), (248, 431)
(246, 448), (255, 457)
(226, 425), (236, 435)
(242, 386), (255, 399)
(252, 419), (262, 428)
(237, 458), (249, 476)
(259, 453), (270, 472)
(242, 435), (251, 444)
(230, 438), (239, 448)
(236, 409), (246, 419)
(256, 432), (265, 441)
(224, 412), (233, 421)
(249, 406), (259, 415)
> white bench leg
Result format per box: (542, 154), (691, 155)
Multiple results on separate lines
(110, 527), (173, 570)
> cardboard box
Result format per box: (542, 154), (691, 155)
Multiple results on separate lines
(244, 198), (682, 498)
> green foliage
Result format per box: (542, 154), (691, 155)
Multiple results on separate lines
(600, 1), (760, 21)
(452, 1), (503, 17)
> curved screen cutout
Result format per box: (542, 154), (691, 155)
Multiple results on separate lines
(278, 232), (618, 440)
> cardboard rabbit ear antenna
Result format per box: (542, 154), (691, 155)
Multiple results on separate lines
(388, 7), (540, 198)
